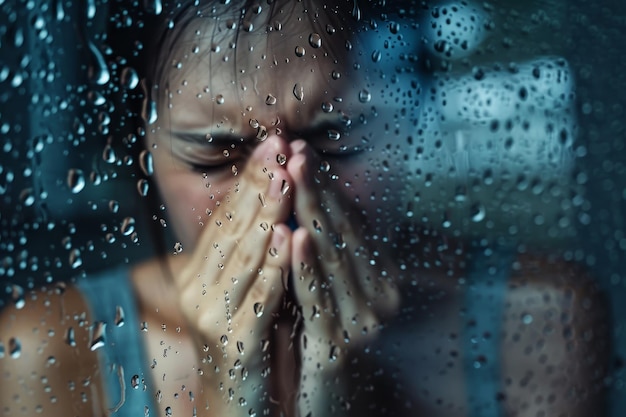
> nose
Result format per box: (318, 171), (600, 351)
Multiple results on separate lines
(248, 133), (292, 169)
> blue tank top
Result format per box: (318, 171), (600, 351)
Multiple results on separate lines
(76, 266), (155, 416)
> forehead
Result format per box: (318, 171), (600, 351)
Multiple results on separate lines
(159, 5), (422, 132)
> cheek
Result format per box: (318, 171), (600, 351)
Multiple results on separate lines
(154, 170), (235, 248)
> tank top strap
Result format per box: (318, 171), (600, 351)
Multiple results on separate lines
(463, 246), (515, 417)
(76, 266), (155, 416)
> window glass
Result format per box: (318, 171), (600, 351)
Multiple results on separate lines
(1, 1), (624, 416)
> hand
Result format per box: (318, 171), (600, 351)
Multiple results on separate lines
(174, 135), (293, 415)
(286, 140), (401, 413)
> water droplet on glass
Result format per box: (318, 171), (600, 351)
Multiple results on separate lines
(276, 154), (287, 165)
(259, 222), (269, 231)
(9, 337), (21, 358)
(371, 50), (382, 63)
(256, 125), (268, 141)
(67, 169), (85, 194)
(137, 179), (149, 197)
(358, 89), (371, 103)
(141, 98), (158, 125)
(139, 150), (154, 176)
(265, 94), (277, 105)
(321, 101), (334, 113)
(327, 130), (341, 141)
(115, 306), (125, 327)
(331, 70), (341, 80)
(249, 118), (259, 129)
(87, 41), (110, 85)
(352, 0), (361, 21)
(253, 302), (264, 317)
(293, 83), (304, 101)
(237, 341), (245, 354)
(121, 217), (136, 236)
(269, 247), (278, 257)
(319, 160), (330, 173)
(295, 45), (306, 57)
(220, 335), (229, 345)
(216, 94), (225, 104)
(281, 180), (290, 195)
(89, 322), (107, 351)
(10, 285), (25, 309)
(66, 327), (76, 347)
(69, 248), (82, 269)
(131, 374), (140, 389)
(313, 219), (323, 233)
(144, 0), (163, 15)
(174, 242), (183, 253)
(120, 67), (139, 90)
(471, 204), (486, 222)
(389, 21), (400, 34)
(329, 345), (339, 361)
(308, 33), (322, 48)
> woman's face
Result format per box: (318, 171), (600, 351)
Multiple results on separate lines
(148, 10), (422, 250)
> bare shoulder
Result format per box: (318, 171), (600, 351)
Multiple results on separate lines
(0, 283), (107, 416)
(501, 254), (610, 416)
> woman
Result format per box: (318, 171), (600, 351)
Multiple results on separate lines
(0, 1), (610, 416)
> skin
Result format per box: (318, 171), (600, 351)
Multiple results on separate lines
(0, 4), (610, 417)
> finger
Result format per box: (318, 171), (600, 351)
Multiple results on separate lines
(180, 135), (292, 294)
(224, 224), (291, 360)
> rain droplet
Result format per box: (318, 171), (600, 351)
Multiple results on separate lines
(137, 179), (149, 197)
(276, 154), (287, 166)
(107, 200), (119, 214)
(321, 101), (334, 113)
(69, 248), (82, 269)
(319, 160), (330, 172)
(139, 150), (154, 176)
(220, 335), (229, 345)
(389, 21), (400, 34)
(351, 0), (361, 21)
(358, 89), (371, 103)
(87, 41), (110, 85)
(9, 337), (21, 358)
(269, 247), (278, 257)
(89, 322), (107, 351)
(265, 94), (277, 105)
(66, 327), (76, 347)
(121, 217), (136, 236)
(216, 94), (225, 104)
(293, 83), (304, 101)
(174, 242), (183, 253)
(237, 341), (245, 354)
(10, 285), (25, 309)
(256, 125), (268, 141)
(259, 222), (269, 231)
(67, 169), (85, 194)
(258, 193), (267, 207)
(131, 374), (140, 389)
(102, 144), (116, 163)
(371, 50), (382, 63)
(281, 180), (290, 195)
(313, 219), (323, 232)
(249, 118), (259, 129)
(327, 130), (341, 141)
(471, 204), (486, 223)
(329, 345), (339, 361)
(295, 45), (306, 57)
(308, 33), (322, 48)
(120, 67), (139, 90)
(331, 70), (341, 80)
(253, 303), (264, 317)
(115, 305), (125, 327)
(141, 97), (158, 125)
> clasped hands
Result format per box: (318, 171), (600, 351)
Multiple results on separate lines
(174, 135), (401, 413)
